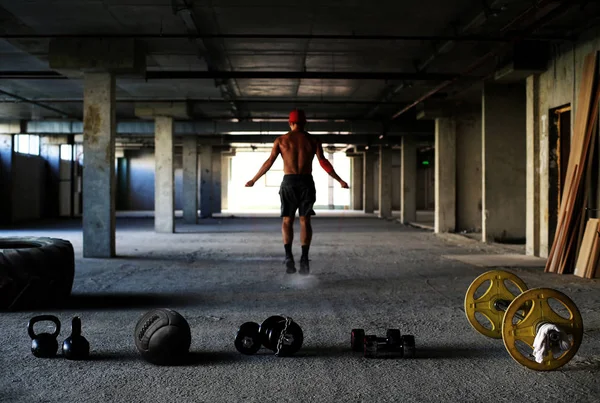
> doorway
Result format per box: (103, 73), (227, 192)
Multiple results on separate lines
(548, 105), (571, 242)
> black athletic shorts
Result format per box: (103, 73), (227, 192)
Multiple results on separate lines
(279, 174), (316, 217)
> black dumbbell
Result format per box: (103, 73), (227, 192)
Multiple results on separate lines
(351, 328), (402, 352)
(401, 334), (416, 358)
(234, 322), (262, 355)
(235, 315), (304, 357)
(365, 333), (416, 359)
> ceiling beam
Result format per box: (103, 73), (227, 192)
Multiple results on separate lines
(24, 119), (433, 136)
(113, 134), (432, 146)
(172, 0), (243, 120)
(0, 33), (572, 42)
(0, 97), (408, 106)
(389, 0), (578, 120)
(0, 70), (465, 81)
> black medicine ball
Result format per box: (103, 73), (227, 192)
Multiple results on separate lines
(134, 308), (192, 365)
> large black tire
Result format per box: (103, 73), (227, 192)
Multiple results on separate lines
(0, 237), (74, 311)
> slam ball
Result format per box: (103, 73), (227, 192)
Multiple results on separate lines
(134, 308), (192, 365)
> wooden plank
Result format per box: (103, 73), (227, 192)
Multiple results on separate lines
(545, 168), (578, 272)
(556, 79), (600, 274)
(561, 199), (584, 274)
(546, 51), (599, 274)
(574, 218), (598, 277)
(587, 227), (599, 279)
(553, 56), (597, 212)
(563, 116), (598, 274)
(585, 222), (600, 278)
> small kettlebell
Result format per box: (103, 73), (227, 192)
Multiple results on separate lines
(62, 316), (90, 360)
(27, 315), (61, 358)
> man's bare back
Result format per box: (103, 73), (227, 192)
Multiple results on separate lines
(245, 128), (348, 188)
(277, 130), (318, 175)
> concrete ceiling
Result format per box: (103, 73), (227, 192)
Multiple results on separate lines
(0, 0), (598, 124)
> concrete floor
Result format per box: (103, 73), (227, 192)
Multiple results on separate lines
(1, 216), (600, 402)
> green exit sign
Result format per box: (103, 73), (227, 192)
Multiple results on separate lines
(422, 160), (429, 165)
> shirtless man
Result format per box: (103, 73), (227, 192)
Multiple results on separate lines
(245, 109), (349, 275)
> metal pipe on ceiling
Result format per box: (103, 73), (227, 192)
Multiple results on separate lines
(0, 89), (76, 119)
(0, 33), (571, 42)
(366, 0), (573, 119)
(390, 0), (578, 120)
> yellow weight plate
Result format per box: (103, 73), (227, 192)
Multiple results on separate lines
(502, 288), (583, 371)
(464, 270), (528, 339)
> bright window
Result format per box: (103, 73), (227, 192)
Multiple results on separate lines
(60, 144), (73, 161)
(13, 134), (40, 155)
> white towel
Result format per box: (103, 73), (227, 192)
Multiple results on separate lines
(532, 323), (571, 363)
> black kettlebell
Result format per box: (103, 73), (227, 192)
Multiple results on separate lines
(62, 317), (90, 360)
(27, 315), (61, 358)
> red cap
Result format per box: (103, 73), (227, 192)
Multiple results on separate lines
(289, 109), (306, 124)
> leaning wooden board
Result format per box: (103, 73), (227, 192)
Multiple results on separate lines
(560, 108), (600, 274)
(559, 85), (600, 274)
(574, 218), (598, 278)
(546, 51), (599, 274)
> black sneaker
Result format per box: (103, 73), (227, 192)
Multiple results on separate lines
(299, 258), (310, 275)
(284, 256), (296, 274)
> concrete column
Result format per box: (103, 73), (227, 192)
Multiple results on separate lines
(327, 152), (335, 209)
(222, 155), (230, 211)
(482, 82), (526, 243)
(539, 112), (550, 257)
(401, 137), (417, 223)
(351, 155), (364, 210)
(435, 117), (456, 233)
(82, 72), (116, 257)
(212, 151), (222, 214)
(0, 133), (14, 225)
(363, 151), (375, 213)
(154, 116), (174, 233)
(378, 146), (393, 218)
(200, 145), (213, 218)
(526, 75), (540, 256)
(182, 136), (198, 224)
(456, 112), (483, 232)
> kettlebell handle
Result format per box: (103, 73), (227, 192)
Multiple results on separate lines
(28, 315), (61, 340)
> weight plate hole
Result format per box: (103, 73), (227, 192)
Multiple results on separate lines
(474, 312), (494, 331)
(514, 339), (534, 360)
(547, 297), (571, 320)
(504, 279), (522, 297)
(473, 281), (489, 300)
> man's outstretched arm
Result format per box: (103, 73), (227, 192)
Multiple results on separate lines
(246, 139), (281, 187)
(316, 141), (349, 188)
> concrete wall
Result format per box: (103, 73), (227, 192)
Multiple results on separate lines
(371, 152), (404, 211)
(482, 82), (527, 242)
(530, 27), (600, 257)
(124, 148), (185, 211)
(11, 153), (46, 222)
(456, 112), (482, 232)
(0, 134), (12, 225)
(392, 152), (400, 210)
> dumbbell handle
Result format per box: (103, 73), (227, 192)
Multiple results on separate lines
(494, 299), (526, 321)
